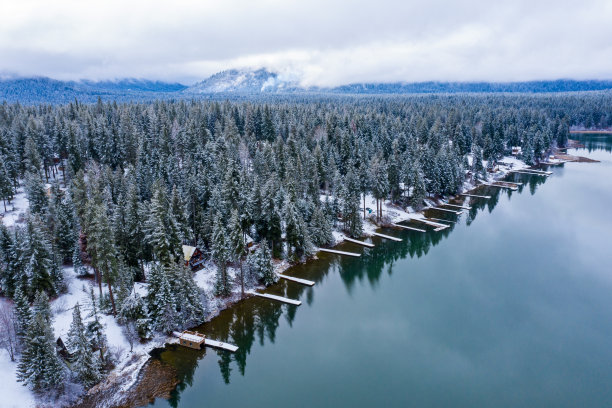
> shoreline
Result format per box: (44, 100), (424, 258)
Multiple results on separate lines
(99, 155), (535, 407)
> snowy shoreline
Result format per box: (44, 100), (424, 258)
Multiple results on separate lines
(1, 155), (532, 408)
(107, 155), (533, 406)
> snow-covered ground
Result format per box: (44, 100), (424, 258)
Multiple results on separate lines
(0, 297), (36, 408)
(1, 187), (29, 228)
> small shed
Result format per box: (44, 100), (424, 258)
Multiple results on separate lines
(177, 330), (206, 349)
(182, 245), (205, 270)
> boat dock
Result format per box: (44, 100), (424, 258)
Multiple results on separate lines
(372, 232), (403, 241)
(430, 207), (463, 214)
(460, 193), (491, 199)
(344, 237), (375, 248)
(205, 338), (239, 352)
(172, 331), (239, 352)
(426, 217), (455, 224)
(318, 248), (361, 257)
(278, 274), (315, 286)
(253, 292), (302, 306)
(481, 182), (518, 191)
(441, 203), (472, 210)
(392, 223), (426, 232)
(412, 218), (450, 230)
(510, 169), (552, 176)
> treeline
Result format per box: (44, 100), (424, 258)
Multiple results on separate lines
(0, 92), (610, 396)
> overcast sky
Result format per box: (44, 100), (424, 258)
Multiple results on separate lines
(1, 0), (611, 85)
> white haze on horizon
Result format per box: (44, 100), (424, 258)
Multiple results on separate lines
(0, 0), (611, 86)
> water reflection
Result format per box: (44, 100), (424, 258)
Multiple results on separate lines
(149, 168), (558, 401)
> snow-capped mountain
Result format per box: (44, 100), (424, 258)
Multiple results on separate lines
(184, 68), (301, 94)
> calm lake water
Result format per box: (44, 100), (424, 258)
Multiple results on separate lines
(148, 135), (612, 408)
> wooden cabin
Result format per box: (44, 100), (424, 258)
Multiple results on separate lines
(178, 330), (206, 349)
(182, 245), (205, 271)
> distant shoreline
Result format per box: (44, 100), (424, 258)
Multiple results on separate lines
(569, 130), (612, 134)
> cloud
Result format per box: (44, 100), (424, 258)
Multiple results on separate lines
(0, 0), (611, 85)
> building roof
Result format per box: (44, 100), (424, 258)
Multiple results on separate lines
(183, 245), (196, 262)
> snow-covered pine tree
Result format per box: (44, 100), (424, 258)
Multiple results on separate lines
(248, 240), (276, 286)
(0, 224), (19, 297)
(23, 214), (62, 298)
(13, 286), (31, 342)
(144, 181), (183, 267)
(170, 262), (205, 328)
(0, 158), (13, 212)
(88, 203), (119, 315)
(17, 291), (65, 392)
(211, 214), (232, 297)
(146, 264), (178, 333)
(284, 199), (312, 261)
(86, 287), (108, 365)
(309, 204), (333, 247)
(72, 239), (87, 276)
(24, 171), (48, 215)
(227, 209), (246, 296)
(341, 169), (363, 237)
(66, 303), (102, 388)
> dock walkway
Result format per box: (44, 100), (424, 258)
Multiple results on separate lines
(372, 232), (403, 241)
(344, 237), (374, 248)
(252, 292), (302, 306)
(318, 248), (361, 257)
(278, 274), (315, 286)
(392, 223), (426, 232)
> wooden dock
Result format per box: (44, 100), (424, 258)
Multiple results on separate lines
(481, 182), (518, 191)
(318, 248), (361, 257)
(392, 223), (426, 232)
(412, 218), (450, 229)
(344, 237), (374, 248)
(278, 274), (315, 286)
(372, 232), (403, 242)
(172, 331), (239, 352)
(460, 193), (491, 199)
(441, 203), (472, 210)
(253, 292), (302, 306)
(510, 169), (552, 176)
(205, 338), (239, 352)
(430, 207), (463, 214)
(427, 217), (456, 224)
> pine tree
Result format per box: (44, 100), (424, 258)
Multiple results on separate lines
(248, 240), (276, 286)
(227, 209), (246, 296)
(17, 291), (65, 392)
(23, 214), (62, 298)
(146, 264), (178, 333)
(144, 182), (182, 266)
(0, 224), (18, 297)
(88, 204), (119, 315)
(24, 171), (48, 215)
(67, 303), (102, 388)
(284, 200), (312, 261)
(0, 158), (12, 212)
(341, 169), (363, 237)
(170, 262), (205, 328)
(86, 287), (108, 365)
(13, 286), (31, 342)
(72, 239), (87, 276)
(309, 204), (333, 247)
(211, 214), (231, 297)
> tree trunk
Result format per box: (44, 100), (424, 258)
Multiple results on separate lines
(363, 193), (366, 219)
(2, 199), (5, 213)
(107, 280), (117, 316)
(95, 267), (103, 298)
(240, 259), (244, 298)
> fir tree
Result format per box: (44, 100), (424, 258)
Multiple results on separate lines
(309, 204), (333, 247)
(17, 291), (65, 392)
(248, 240), (276, 286)
(146, 264), (178, 333)
(24, 171), (48, 215)
(67, 303), (102, 388)
(211, 215), (231, 297)
(23, 214), (62, 298)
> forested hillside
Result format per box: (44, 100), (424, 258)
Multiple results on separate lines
(0, 92), (611, 403)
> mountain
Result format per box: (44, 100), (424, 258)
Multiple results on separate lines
(0, 77), (187, 104)
(2, 70), (612, 104)
(184, 68), (300, 94)
(331, 80), (612, 94)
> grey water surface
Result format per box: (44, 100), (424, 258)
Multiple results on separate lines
(150, 134), (612, 408)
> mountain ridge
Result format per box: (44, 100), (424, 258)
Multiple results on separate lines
(2, 69), (612, 104)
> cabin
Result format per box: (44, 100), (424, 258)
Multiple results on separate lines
(177, 330), (206, 349)
(183, 245), (205, 271)
(512, 146), (522, 156)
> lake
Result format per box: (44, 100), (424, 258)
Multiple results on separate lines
(148, 135), (612, 408)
